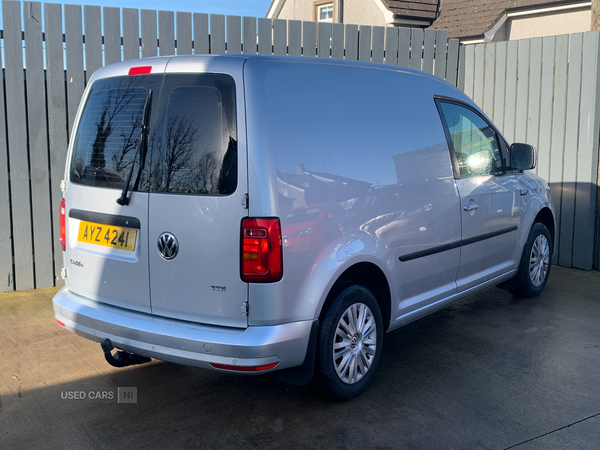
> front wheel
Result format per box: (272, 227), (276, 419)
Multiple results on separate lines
(315, 285), (383, 400)
(508, 222), (552, 298)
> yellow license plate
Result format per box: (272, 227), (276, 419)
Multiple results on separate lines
(77, 221), (137, 252)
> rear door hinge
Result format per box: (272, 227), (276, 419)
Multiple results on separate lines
(61, 267), (67, 279)
(241, 301), (248, 316)
(241, 193), (249, 209)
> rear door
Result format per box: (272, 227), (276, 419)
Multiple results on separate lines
(436, 99), (522, 291)
(65, 73), (163, 313)
(147, 64), (249, 327)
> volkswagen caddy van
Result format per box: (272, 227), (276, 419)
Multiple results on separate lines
(53, 55), (555, 399)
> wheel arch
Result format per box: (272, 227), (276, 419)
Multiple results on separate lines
(319, 262), (392, 332)
(534, 207), (555, 250)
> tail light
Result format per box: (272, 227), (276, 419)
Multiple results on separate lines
(241, 218), (283, 283)
(59, 198), (66, 252)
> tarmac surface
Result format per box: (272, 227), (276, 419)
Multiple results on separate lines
(1, 265), (599, 449)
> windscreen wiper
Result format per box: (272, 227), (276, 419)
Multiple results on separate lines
(117, 89), (153, 206)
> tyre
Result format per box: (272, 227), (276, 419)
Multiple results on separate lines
(508, 222), (552, 298)
(315, 285), (383, 400)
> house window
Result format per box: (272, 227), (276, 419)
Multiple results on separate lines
(315, 2), (333, 23)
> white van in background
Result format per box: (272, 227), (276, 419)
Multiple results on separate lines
(53, 55), (555, 400)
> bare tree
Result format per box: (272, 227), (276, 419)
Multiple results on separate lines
(152, 114), (200, 192)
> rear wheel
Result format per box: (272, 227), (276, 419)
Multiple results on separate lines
(509, 222), (552, 298)
(316, 285), (383, 400)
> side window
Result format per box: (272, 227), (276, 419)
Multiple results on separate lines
(437, 100), (503, 178)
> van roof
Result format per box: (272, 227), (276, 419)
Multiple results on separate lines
(90, 53), (450, 87)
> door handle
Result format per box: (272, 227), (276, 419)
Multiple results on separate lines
(463, 204), (479, 212)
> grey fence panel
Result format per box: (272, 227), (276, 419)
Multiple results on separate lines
(3, 1), (34, 290)
(288, 20), (301, 56)
(243, 16), (257, 54)
(514, 40), (530, 143)
(472, 44), (484, 107)
(65, 4), (85, 134)
(344, 24), (358, 61)
(559, 33), (584, 267)
(526, 37), (543, 163)
(384, 27), (399, 65)
(0, 17), (11, 292)
(482, 43), (495, 115)
(502, 40), (519, 143)
(537, 36), (556, 182)
(410, 28), (423, 70)
(84, 5), (102, 78)
(273, 19), (287, 55)
(462, 33), (600, 270)
(331, 23), (344, 59)
(193, 13), (209, 54)
(123, 8), (140, 60)
(258, 18), (272, 55)
(462, 44), (475, 99)
(492, 41), (507, 131)
(398, 28), (410, 67)
(141, 10), (158, 57)
(227, 15), (242, 54)
(549, 35), (569, 265)
(177, 12), (193, 55)
(446, 38), (460, 86)
(318, 22), (330, 57)
(24, 1), (54, 288)
(303, 21), (316, 56)
(422, 29), (435, 74)
(358, 25), (372, 62)
(573, 32), (600, 269)
(457, 44), (465, 91)
(159, 11), (175, 56)
(45, 2), (68, 287)
(371, 26), (384, 64)
(210, 14), (225, 55)
(434, 29), (448, 79)
(104, 7), (121, 64)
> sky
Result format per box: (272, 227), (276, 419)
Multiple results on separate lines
(15, 0), (273, 18)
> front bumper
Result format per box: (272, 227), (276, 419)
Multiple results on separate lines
(53, 287), (314, 372)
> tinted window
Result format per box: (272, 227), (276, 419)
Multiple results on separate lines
(148, 75), (237, 195)
(70, 77), (154, 189)
(70, 73), (237, 196)
(437, 101), (503, 178)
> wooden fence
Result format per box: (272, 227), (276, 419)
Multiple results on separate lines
(461, 33), (600, 271)
(0, 1), (461, 292)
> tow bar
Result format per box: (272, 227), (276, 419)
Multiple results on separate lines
(100, 339), (151, 368)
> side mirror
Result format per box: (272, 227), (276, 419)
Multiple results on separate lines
(510, 143), (536, 170)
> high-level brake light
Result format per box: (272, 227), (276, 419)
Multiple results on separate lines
(128, 66), (152, 76)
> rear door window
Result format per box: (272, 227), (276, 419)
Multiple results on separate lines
(147, 74), (237, 196)
(70, 73), (237, 196)
(70, 76), (159, 189)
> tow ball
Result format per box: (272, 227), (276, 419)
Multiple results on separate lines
(100, 339), (151, 368)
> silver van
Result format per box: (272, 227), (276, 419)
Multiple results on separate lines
(53, 55), (555, 399)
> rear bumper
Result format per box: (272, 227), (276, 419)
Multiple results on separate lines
(53, 287), (314, 372)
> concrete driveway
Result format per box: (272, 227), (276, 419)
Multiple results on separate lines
(1, 266), (599, 449)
